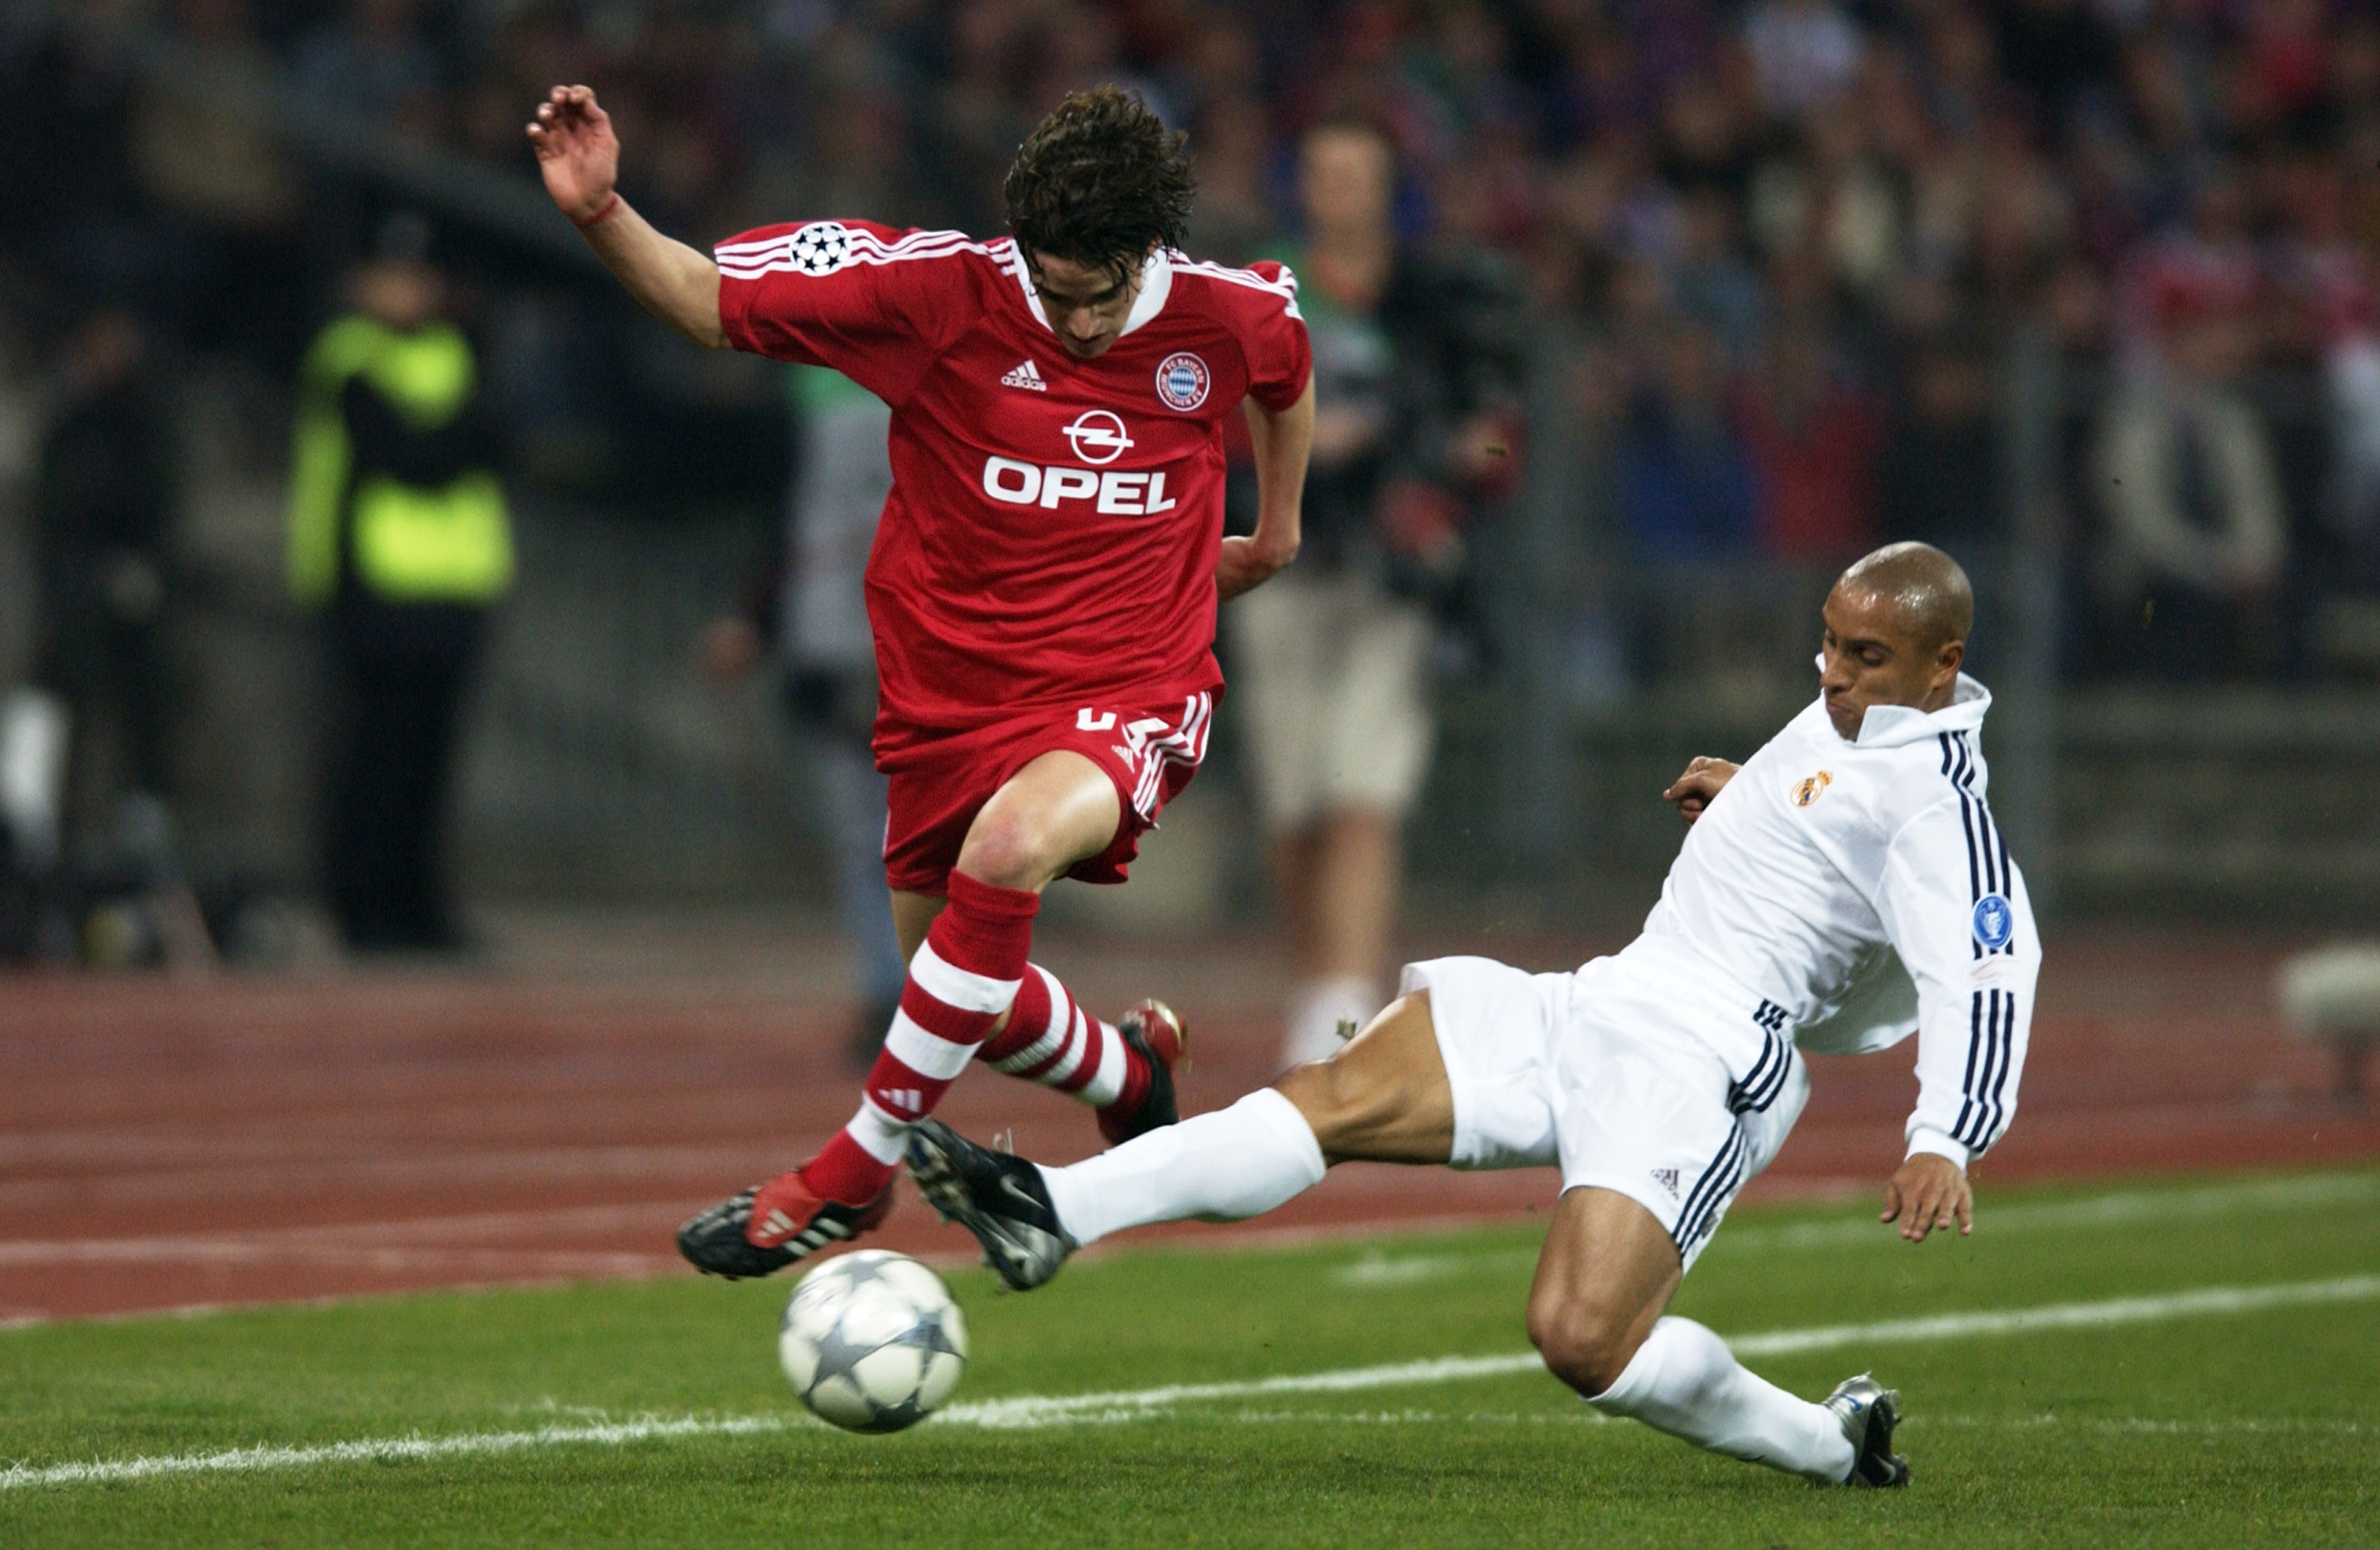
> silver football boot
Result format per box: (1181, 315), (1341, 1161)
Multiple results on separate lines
(1824, 1374), (1912, 1487)
(904, 1120), (1078, 1291)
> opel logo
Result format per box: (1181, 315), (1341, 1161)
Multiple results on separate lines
(1063, 410), (1134, 466)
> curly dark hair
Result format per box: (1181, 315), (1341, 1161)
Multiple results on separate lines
(1004, 87), (1195, 281)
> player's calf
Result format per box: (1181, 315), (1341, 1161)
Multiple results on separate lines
(978, 968), (1184, 1143)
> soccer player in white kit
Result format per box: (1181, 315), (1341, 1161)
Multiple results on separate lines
(908, 542), (2037, 1489)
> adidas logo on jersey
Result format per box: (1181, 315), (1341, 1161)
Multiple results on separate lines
(1001, 360), (1048, 391)
(1651, 1168), (1681, 1198)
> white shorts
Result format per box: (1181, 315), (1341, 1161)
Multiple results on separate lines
(1403, 952), (1810, 1273)
(1230, 573), (1434, 831)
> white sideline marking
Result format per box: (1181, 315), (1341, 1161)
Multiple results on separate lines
(7, 1273), (2376, 1489)
(1332, 1172), (2380, 1287)
(0, 1241), (679, 1276)
(939, 1274), (2380, 1428)
(1725, 1274), (2380, 1359)
(0, 1415), (806, 1489)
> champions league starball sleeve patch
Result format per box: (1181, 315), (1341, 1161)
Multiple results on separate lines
(785, 221), (855, 276)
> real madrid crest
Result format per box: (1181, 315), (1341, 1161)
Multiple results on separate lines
(1792, 771), (1833, 808)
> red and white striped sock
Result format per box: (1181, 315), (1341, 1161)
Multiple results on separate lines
(800, 873), (1039, 1204)
(976, 965), (1153, 1121)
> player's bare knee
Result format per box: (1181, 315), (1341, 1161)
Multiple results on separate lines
(1526, 1300), (1639, 1397)
(955, 810), (1058, 891)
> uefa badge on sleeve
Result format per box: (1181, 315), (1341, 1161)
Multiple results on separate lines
(1972, 893), (2014, 952)
(1155, 353), (1210, 411)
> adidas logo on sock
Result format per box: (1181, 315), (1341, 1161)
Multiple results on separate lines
(1001, 359), (1048, 391)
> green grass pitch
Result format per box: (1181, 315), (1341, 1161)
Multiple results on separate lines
(4, 1167), (2377, 1548)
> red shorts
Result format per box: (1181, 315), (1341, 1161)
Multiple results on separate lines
(879, 690), (1216, 895)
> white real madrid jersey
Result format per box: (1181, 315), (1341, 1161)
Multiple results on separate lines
(1625, 674), (2038, 1167)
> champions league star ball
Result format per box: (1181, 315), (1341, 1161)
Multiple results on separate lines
(780, 1250), (968, 1433)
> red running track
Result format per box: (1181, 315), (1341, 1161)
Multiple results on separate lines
(2, 927), (2373, 1324)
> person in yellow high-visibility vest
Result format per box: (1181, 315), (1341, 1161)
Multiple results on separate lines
(287, 215), (511, 951)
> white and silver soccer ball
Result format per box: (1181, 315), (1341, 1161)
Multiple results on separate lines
(779, 1250), (968, 1433)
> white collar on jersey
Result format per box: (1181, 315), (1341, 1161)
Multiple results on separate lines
(1013, 247), (1174, 338)
(1808, 662), (1994, 747)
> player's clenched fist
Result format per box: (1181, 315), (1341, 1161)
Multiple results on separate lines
(525, 84), (620, 226)
(1663, 756), (1738, 824)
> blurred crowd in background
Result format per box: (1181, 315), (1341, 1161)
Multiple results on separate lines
(13, 0), (2380, 631)
(4, 0), (2380, 965)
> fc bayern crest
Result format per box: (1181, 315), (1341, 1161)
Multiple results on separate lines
(786, 221), (855, 276)
(1972, 893), (2014, 951)
(1155, 353), (1211, 411)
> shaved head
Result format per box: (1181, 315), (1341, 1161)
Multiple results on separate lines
(1816, 543), (1974, 741)
(1834, 542), (1974, 653)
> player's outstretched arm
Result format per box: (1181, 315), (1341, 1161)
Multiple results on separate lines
(1879, 1151), (1972, 1243)
(526, 85), (726, 350)
(1663, 756), (1738, 823)
(1219, 378), (1314, 602)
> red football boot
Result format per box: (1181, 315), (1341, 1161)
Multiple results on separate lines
(675, 1170), (894, 1280)
(1096, 999), (1188, 1145)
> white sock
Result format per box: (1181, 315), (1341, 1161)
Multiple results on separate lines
(1281, 974), (1377, 1067)
(1039, 1089), (1327, 1246)
(1587, 1317), (1855, 1483)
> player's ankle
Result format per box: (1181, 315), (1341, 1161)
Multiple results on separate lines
(802, 1135), (900, 1206)
(1101, 1050), (1152, 1119)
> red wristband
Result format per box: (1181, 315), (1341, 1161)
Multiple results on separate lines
(572, 192), (621, 230)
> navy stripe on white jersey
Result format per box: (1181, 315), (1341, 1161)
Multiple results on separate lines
(1951, 987), (2018, 1151)
(1940, 731), (2016, 959)
(1936, 730), (2021, 1154)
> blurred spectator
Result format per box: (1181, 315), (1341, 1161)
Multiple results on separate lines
(1668, 186), (1763, 354)
(1735, 322), (1882, 560)
(32, 310), (178, 856)
(132, 0), (295, 232)
(1745, 99), (1900, 299)
(2279, 159), (2380, 589)
(287, 217), (511, 951)
(2095, 298), (2289, 682)
(1614, 316), (1757, 559)
(1740, 0), (1861, 122)
(1879, 325), (2001, 549)
(292, 0), (445, 131)
(2086, 168), (2290, 679)
(1184, 96), (1279, 262)
(1991, 0), (2120, 136)
(1231, 116), (1524, 1067)
(130, 0), (305, 362)
(11, 0), (2380, 770)
(702, 365), (905, 1069)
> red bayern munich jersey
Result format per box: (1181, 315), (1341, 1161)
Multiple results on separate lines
(714, 220), (1311, 746)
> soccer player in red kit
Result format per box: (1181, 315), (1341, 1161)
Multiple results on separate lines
(529, 84), (1314, 1277)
